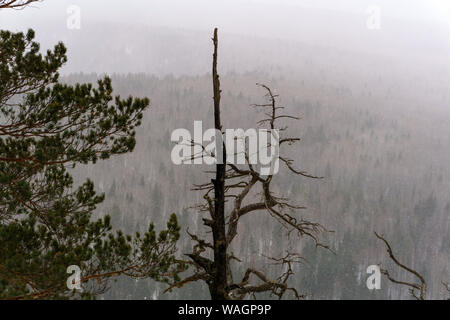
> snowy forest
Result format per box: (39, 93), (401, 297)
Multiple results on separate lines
(0, 0), (448, 300)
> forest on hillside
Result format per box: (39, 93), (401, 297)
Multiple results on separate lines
(64, 71), (449, 299)
(1, 0), (449, 302)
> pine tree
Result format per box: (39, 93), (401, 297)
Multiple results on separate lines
(0, 29), (180, 299)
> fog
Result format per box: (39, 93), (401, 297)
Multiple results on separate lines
(1, 1), (449, 69)
(0, 1), (447, 83)
(2, 0), (450, 29)
(0, 0), (448, 300)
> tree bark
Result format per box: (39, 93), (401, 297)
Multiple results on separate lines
(210, 28), (228, 300)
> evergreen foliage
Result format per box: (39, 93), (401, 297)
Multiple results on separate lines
(0, 29), (180, 299)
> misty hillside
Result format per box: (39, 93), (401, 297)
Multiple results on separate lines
(21, 18), (448, 119)
(14, 6), (449, 79)
(64, 68), (449, 299)
(2, 0), (448, 300)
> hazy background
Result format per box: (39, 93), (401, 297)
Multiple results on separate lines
(1, 0), (449, 75)
(1, 0), (448, 299)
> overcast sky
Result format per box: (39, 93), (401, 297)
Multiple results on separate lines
(1, 0), (448, 79)
(1, 0), (449, 36)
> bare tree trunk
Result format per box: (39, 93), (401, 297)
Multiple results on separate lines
(210, 28), (228, 300)
(168, 28), (329, 300)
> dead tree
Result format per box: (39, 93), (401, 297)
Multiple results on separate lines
(209, 27), (228, 300)
(168, 28), (331, 300)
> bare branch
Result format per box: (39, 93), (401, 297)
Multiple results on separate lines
(0, 0), (40, 9)
(177, 30), (330, 300)
(375, 232), (427, 300)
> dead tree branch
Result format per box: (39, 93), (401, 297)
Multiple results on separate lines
(171, 29), (331, 300)
(0, 0), (40, 9)
(374, 232), (427, 300)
